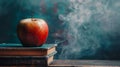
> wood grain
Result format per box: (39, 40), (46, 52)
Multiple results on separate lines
(49, 60), (120, 67)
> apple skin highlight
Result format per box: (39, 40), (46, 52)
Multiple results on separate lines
(17, 18), (49, 47)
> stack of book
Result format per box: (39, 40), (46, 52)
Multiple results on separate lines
(0, 43), (57, 66)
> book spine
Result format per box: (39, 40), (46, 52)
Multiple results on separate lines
(0, 51), (57, 66)
(0, 56), (49, 66)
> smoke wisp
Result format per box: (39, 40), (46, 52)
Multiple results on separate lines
(58, 0), (120, 59)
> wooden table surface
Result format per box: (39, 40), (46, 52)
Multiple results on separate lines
(0, 60), (120, 67)
(49, 60), (120, 67)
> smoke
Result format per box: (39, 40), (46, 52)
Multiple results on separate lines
(58, 0), (120, 59)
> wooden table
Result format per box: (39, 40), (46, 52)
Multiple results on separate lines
(0, 60), (120, 67)
(49, 60), (120, 67)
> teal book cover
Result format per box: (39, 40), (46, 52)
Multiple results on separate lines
(0, 43), (57, 56)
(0, 43), (57, 49)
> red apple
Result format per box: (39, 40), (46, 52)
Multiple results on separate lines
(17, 18), (49, 47)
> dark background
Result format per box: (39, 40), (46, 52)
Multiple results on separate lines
(0, 0), (120, 60)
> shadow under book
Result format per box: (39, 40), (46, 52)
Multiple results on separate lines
(0, 43), (57, 66)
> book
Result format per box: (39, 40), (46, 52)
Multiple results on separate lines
(0, 51), (57, 66)
(0, 43), (57, 56)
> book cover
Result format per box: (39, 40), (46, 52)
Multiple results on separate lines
(0, 43), (57, 56)
(0, 43), (57, 49)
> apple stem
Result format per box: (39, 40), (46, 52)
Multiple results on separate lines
(31, 18), (37, 21)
